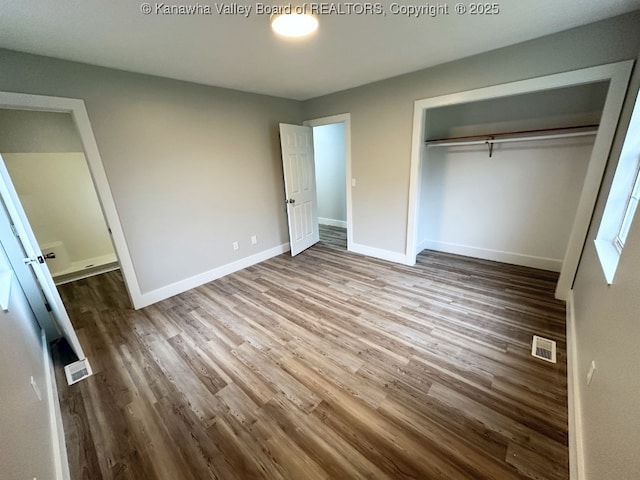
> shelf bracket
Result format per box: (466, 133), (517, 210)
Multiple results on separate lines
(486, 137), (494, 158)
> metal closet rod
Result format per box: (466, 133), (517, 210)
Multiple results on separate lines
(425, 124), (599, 148)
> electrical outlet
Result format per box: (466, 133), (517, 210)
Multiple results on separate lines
(586, 360), (596, 386)
(351, 178), (357, 187)
(251, 235), (257, 245)
(233, 241), (239, 251)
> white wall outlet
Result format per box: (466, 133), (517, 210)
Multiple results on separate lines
(586, 360), (596, 386)
(251, 235), (257, 245)
(351, 178), (357, 187)
(232, 241), (239, 251)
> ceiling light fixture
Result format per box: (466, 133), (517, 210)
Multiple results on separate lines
(271, 12), (318, 38)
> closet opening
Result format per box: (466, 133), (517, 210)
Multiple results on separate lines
(406, 61), (634, 300)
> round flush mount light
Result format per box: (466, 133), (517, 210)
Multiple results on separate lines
(271, 13), (318, 38)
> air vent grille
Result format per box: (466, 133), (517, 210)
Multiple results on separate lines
(531, 335), (557, 363)
(64, 358), (93, 385)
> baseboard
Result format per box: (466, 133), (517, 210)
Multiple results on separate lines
(566, 290), (586, 480)
(138, 243), (290, 308)
(43, 330), (71, 480)
(54, 262), (120, 285)
(318, 217), (347, 228)
(350, 242), (409, 265)
(418, 240), (562, 272)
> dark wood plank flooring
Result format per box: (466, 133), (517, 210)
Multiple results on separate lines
(53, 241), (568, 480)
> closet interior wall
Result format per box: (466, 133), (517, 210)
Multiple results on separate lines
(417, 82), (609, 271)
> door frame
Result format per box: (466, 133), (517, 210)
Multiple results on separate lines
(406, 61), (634, 300)
(0, 91), (142, 308)
(303, 113), (353, 252)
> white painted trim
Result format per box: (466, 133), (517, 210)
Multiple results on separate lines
(350, 242), (409, 265)
(566, 290), (586, 480)
(54, 264), (120, 286)
(419, 240), (562, 271)
(137, 243), (290, 307)
(407, 61), (634, 300)
(0, 91), (143, 309)
(318, 217), (347, 228)
(303, 113), (353, 252)
(43, 329), (71, 480)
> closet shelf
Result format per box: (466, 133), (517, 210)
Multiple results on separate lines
(425, 124), (599, 157)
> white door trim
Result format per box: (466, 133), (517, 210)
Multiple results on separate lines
(406, 61), (634, 300)
(303, 113), (353, 251)
(0, 91), (143, 308)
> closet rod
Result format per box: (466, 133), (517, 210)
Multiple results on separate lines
(427, 130), (597, 148)
(425, 124), (599, 147)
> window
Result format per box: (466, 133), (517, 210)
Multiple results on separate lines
(595, 91), (640, 284)
(614, 164), (640, 252)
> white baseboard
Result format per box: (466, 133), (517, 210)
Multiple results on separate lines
(566, 290), (586, 480)
(417, 240), (562, 272)
(350, 242), (409, 265)
(318, 217), (347, 228)
(43, 330), (71, 480)
(54, 262), (120, 285)
(138, 243), (290, 308)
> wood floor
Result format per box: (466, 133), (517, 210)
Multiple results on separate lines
(53, 230), (569, 480)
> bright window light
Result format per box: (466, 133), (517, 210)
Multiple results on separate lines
(595, 91), (640, 284)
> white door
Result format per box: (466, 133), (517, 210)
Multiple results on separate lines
(0, 153), (85, 360)
(279, 123), (319, 256)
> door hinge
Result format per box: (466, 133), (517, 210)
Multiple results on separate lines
(45, 302), (52, 312)
(10, 224), (19, 237)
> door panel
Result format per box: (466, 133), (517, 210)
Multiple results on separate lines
(280, 124), (319, 256)
(0, 153), (85, 360)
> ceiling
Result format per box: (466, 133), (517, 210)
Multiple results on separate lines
(0, 1), (638, 100)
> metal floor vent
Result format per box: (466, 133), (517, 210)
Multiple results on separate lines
(64, 358), (93, 385)
(531, 335), (557, 363)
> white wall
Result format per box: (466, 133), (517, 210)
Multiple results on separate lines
(3, 152), (115, 273)
(313, 123), (346, 227)
(418, 137), (594, 270)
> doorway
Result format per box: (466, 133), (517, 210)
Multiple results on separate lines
(0, 109), (118, 284)
(0, 91), (141, 309)
(304, 113), (352, 251)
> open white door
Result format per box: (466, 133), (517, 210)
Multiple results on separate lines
(0, 153), (85, 360)
(279, 123), (320, 256)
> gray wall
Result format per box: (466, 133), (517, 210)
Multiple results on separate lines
(0, 223), (56, 479)
(303, 11), (640, 254)
(571, 65), (640, 478)
(303, 12), (640, 479)
(0, 50), (303, 293)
